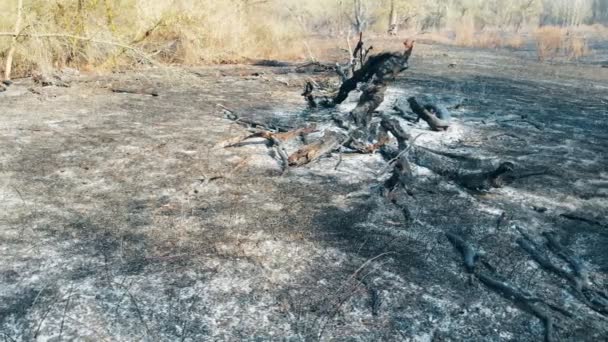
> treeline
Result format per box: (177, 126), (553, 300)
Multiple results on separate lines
(0, 0), (606, 77)
(298, 0), (608, 34)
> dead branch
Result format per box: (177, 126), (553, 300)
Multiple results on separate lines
(111, 87), (159, 97)
(446, 232), (482, 273)
(363, 46), (374, 61)
(559, 212), (604, 227)
(517, 229), (608, 316)
(543, 232), (590, 287)
(223, 127), (317, 172)
(392, 103), (419, 123)
(350, 80), (387, 129)
(476, 273), (557, 342)
(407, 97), (450, 131)
(225, 127), (317, 148)
(333, 40), (415, 106)
(288, 131), (346, 166)
(352, 32), (364, 72)
(219, 104), (290, 132)
(446, 233), (569, 342)
(381, 116), (411, 148)
(302, 82), (317, 108)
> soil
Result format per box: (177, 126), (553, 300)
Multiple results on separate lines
(1, 42), (607, 341)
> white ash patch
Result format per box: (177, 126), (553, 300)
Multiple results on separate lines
(498, 187), (590, 212)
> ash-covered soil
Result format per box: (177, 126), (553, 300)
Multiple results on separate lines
(1, 43), (607, 341)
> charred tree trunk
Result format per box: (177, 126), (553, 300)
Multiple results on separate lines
(350, 80), (387, 129)
(333, 40), (415, 106)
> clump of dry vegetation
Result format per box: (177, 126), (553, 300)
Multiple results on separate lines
(0, 0), (314, 77)
(535, 26), (590, 61)
(1, 0), (607, 78)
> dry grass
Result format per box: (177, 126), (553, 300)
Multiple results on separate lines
(0, 0), (313, 76)
(453, 20), (523, 50)
(453, 17), (476, 47)
(536, 26), (566, 61)
(0, 0), (606, 76)
(535, 26), (590, 61)
(565, 35), (590, 60)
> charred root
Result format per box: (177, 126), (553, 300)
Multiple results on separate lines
(517, 228), (608, 316)
(446, 233), (570, 342)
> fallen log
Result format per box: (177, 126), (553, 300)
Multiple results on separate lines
(379, 118), (515, 192)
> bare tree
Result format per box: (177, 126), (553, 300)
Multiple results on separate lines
(593, 0), (608, 22)
(388, 0), (398, 35)
(353, 0), (367, 33)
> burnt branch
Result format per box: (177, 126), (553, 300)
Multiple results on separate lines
(446, 233), (570, 342)
(333, 40), (415, 106)
(302, 82), (317, 108)
(350, 80), (387, 130)
(446, 232), (483, 273)
(288, 131), (347, 167)
(407, 97), (450, 131)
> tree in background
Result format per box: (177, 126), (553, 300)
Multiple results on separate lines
(593, 0), (608, 23)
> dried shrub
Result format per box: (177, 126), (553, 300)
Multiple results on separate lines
(536, 26), (565, 61)
(503, 35), (524, 49)
(535, 26), (590, 61)
(564, 35), (589, 60)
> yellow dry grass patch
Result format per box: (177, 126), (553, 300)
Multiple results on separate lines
(535, 26), (590, 61)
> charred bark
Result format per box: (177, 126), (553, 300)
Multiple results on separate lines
(302, 82), (317, 108)
(350, 80), (387, 129)
(333, 40), (415, 106)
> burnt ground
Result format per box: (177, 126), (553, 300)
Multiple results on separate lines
(1, 42), (607, 341)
